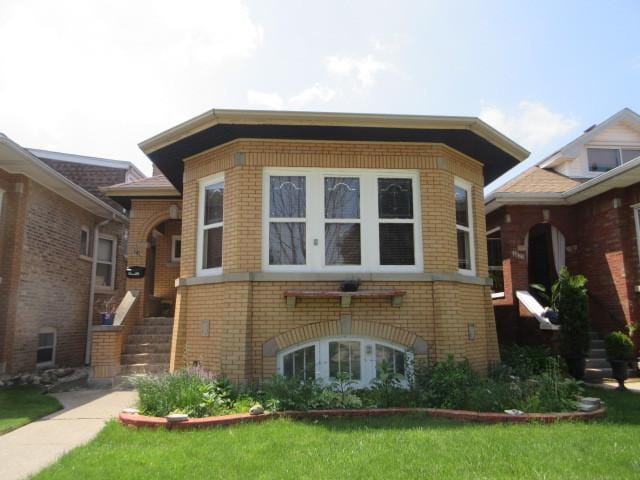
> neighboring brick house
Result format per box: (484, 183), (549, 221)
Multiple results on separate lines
(485, 108), (640, 349)
(0, 135), (132, 374)
(98, 109), (527, 384)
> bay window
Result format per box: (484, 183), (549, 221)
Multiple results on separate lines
(278, 337), (411, 386)
(198, 174), (224, 275)
(263, 169), (422, 272)
(455, 178), (475, 275)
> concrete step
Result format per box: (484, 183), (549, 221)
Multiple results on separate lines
(125, 334), (172, 345)
(121, 352), (170, 365)
(142, 317), (174, 327)
(120, 363), (169, 375)
(590, 339), (604, 348)
(131, 325), (173, 335)
(123, 342), (171, 354)
(586, 358), (610, 369)
(587, 348), (606, 359)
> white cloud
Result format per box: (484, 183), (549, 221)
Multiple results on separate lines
(247, 83), (335, 110)
(480, 101), (579, 150)
(0, 0), (264, 174)
(324, 54), (390, 89)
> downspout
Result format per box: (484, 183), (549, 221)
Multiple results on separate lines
(84, 216), (114, 365)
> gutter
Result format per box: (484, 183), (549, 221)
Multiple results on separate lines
(84, 216), (115, 365)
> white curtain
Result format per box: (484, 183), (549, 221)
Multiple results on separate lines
(550, 226), (566, 275)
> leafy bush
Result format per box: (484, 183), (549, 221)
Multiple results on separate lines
(260, 375), (323, 411)
(605, 331), (635, 360)
(417, 356), (480, 409)
(134, 367), (239, 417)
(500, 344), (553, 378)
(364, 360), (410, 408)
(555, 267), (589, 359)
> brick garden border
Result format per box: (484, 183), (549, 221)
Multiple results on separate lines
(119, 406), (606, 430)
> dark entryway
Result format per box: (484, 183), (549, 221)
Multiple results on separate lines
(528, 223), (557, 300)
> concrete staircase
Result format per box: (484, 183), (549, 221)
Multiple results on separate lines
(585, 331), (611, 380)
(121, 317), (173, 375)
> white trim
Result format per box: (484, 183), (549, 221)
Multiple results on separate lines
(277, 336), (413, 388)
(455, 177), (476, 276)
(96, 233), (117, 289)
(80, 226), (91, 257)
(171, 235), (182, 263)
(196, 173), (224, 276)
(486, 226), (504, 296)
(486, 226), (501, 235)
(491, 292), (505, 299)
(36, 327), (57, 367)
(262, 168), (423, 273)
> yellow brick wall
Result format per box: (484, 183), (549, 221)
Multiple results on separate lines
(129, 139), (499, 382)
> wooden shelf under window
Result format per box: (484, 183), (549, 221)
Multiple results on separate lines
(283, 289), (406, 308)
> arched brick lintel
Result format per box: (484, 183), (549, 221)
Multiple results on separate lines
(263, 318), (428, 357)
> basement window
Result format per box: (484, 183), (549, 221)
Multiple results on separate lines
(36, 328), (56, 366)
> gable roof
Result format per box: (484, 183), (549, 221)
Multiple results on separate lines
(139, 109), (529, 191)
(496, 167), (582, 194)
(102, 174), (180, 209)
(0, 134), (128, 221)
(28, 148), (145, 179)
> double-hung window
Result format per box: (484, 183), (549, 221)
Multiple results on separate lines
(198, 174), (224, 275)
(486, 227), (504, 297)
(455, 178), (475, 275)
(80, 226), (90, 257)
(96, 234), (117, 289)
(37, 328), (56, 366)
(263, 169), (422, 272)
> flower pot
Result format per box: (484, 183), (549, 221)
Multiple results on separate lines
(609, 359), (628, 391)
(100, 313), (115, 325)
(564, 357), (586, 380)
(340, 280), (360, 292)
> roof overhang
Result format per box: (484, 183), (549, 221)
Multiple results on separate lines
(102, 185), (180, 209)
(485, 156), (640, 213)
(0, 135), (128, 222)
(140, 109), (529, 191)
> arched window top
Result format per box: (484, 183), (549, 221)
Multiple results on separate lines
(278, 336), (411, 387)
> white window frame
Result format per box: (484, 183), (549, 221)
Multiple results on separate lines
(96, 233), (117, 290)
(36, 327), (56, 367)
(277, 336), (413, 388)
(455, 177), (476, 276)
(171, 235), (182, 263)
(587, 146), (640, 173)
(80, 226), (90, 257)
(486, 226), (504, 298)
(262, 168), (423, 273)
(197, 173), (225, 276)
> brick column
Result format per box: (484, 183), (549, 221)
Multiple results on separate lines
(91, 326), (124, 378)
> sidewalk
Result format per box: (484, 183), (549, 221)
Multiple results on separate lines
(0, 388), (137, 480)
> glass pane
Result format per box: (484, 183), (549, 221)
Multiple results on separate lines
(325, 177), (360, 219)
(378, 178), (413, 219)
(283, 352), (293, 378)
(80, 230), (88, 255)
(379, 223), (415, 265)
(376, 345), (406, 376)
(203, 226), (223, 269)
(270, 176), (306, 218)
(97, 238), (113, 262)
(588, 148), (620, 172)
(457, 229), (471, 270)
(204, 182), (224, 225)
(304, 345), (315, 380)
(269, 222), (306, 265)
(394, 350), (406, 376)
(37, 347), (53, 364)
(622, 149), (640, 163)
(38, 333), (54, 348)
(455, 185), (469, 227)
(96, 263), (112, 287)
(329, 341), (360, 380)
(174, 240), (182, 259)
(325, 223), (361, 265)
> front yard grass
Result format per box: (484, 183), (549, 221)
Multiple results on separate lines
(0, 386), (62, 434)
(34, 387), (639, 479)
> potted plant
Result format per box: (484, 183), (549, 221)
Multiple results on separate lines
(604, 331), (635, 390)
(340, 279), (361, 292)
(97, 297), (117, 325)
(554, 268), (590, 380)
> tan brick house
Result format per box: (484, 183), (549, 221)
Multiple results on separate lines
(0, 134), (135, 374)
(485, 108), (640, 358)
(101, 109), (527, 384)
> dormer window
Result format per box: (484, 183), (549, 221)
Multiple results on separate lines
(588, 148), (640, 172)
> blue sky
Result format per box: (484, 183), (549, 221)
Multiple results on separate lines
(0, 0), (638, 185)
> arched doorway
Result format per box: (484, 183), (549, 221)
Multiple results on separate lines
(527, 223), (565, 300)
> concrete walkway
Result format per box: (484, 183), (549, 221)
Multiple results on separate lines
(0, 388), (137, 480)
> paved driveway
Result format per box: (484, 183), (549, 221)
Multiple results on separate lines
(0, 388), (137, 480)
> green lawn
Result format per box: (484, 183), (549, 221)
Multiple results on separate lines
(34, 387), (639, 480)
(0, 386), (63, 434)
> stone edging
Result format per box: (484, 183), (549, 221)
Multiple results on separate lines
(119, 406), (606, 430)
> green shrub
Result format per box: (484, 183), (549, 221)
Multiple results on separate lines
(417, 356), (480, 409)
(555, 267), (589, 359)
(365, 360), (410, 408)
(260, 375), (322, 411)
(605, 331), (635, 360)
(500, 344), (554, 378)
(134, 367), (238, 417)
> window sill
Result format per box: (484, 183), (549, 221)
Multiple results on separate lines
(79, 255), (93, 263)
(491, 292), (505, 300)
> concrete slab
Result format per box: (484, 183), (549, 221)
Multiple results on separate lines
(0, 388), (137, 480)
